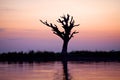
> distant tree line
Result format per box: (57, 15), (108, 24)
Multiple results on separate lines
(0, 50), (120, 63)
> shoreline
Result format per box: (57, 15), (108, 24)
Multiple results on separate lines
(0, 51), (120, 62)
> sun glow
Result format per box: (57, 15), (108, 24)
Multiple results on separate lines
(0, 0), (120, 52)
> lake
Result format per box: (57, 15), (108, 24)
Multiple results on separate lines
(0, 61), (120, 80)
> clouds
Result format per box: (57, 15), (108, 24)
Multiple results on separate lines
(0, 28), (5, 32)
(23, 29), (41, 32)
(0, 8), (15, 11)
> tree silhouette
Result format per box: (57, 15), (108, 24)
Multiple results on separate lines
(40, 14), (80, 55)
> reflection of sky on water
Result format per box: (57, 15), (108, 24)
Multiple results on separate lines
(0, 62), (120, 80)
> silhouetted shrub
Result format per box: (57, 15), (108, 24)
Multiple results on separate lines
(0, 51), (120, 63)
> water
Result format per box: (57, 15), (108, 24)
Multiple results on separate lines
(0, 62), (120, 80)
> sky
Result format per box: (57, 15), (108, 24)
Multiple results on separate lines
(0, 0), (120, 52)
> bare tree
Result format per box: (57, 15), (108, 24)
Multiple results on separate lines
(40, 14), (80, 54)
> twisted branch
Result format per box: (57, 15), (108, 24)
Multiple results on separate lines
(69, 31), (79, 40)
(40, 14), (80, 41)
(40, 20), (64, 39)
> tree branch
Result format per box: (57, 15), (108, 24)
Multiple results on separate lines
(57, 19), (64, 26)
(74, 24), (80, 27)
(40, 14), (80, 41)
(40, 20), (64, 39)
(57, 14), (70, 30)
(69, 31), (79, 40)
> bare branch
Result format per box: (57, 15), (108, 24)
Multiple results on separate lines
(40, 20), (50, 27)
(40, 14), (80, 41)
(74, 24), (80, 27)
(60, 14), (66, 20)
(70, 16), (73, 24)
(57, 14), (71, 31)
(57, 19), (64, 25)
(69, 31), (79, 40)
(54, 24), (57, 27)
(40, 19), (64, 39)
(66, 14), (70, 21)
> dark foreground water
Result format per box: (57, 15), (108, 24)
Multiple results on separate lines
(0, 61), (120, 80)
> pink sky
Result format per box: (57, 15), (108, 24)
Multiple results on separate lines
(0, 0), (120, 52)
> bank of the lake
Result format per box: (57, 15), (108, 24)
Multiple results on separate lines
(0, 51), (120, 62)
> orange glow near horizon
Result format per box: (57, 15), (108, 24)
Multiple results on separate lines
(0, 0), (120, 52)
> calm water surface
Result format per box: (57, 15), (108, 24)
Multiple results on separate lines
(0, 62), (120, 80)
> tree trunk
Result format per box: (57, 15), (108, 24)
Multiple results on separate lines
(62, 40), (69, 56)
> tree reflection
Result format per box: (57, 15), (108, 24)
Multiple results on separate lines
(62, 56), (71, 80)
